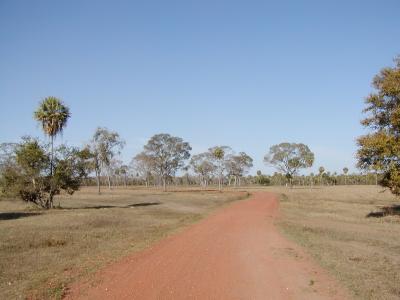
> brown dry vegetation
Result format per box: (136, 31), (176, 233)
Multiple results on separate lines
(267, 185), (400, 300)
(0, 187), (248, 299)
(2, 185), (399, 300)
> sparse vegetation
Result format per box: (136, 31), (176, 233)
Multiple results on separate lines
(0, 187), (248, 299)
(272, 185), (400, 300)
(1, 3), (399, 299)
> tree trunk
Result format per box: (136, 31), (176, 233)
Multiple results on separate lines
(96, 171), (101, 194)
(45, 191), (55, 209)
(50, 135), (54, 176)
(163, 177), (167, 192)
(107, 173), (112, 190)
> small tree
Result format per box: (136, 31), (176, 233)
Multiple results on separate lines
(90, 127), (125, 192)
(264, 143), (314, 186)
(131, 152), (154, 187)
(190, 152), (216, 187)
(318, 166), (325, 185)
(225, 152), (253, 186)
(1, 137), (88, 208)
(343, 167), (349, 185)
(140, 133), (191, 191)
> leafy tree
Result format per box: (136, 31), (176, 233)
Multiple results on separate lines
(34, 97), (70, 176)
(74, 146), (95, 182)
(190, 152), (216, 187)
(264, 143), (314, 186)
(140, 133), (191, 191)
(357, 57), (400, 195)
(1, 137), (88, 208)
(131, 152), (155, 187)
(225, 152), (253, 186)
(90, 127), (125, 192)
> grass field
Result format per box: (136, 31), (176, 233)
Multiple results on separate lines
(2, 185), (399, 299)
(270, 185), (400, 300)
(0, 187), (248, 299)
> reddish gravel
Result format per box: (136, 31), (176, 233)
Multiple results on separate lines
(66, 192), (349, 300)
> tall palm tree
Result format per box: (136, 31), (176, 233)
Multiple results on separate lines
(34, 97), (70, 175)
(213, 147), (225, 191)
(343, 167), (349, 185)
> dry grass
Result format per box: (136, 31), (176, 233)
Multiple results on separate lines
(3, 185), (397, 299)
(0, 186), (248, 299)
(266, 185), (400, 300)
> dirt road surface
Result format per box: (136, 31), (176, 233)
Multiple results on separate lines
(66, 192), (348, 300)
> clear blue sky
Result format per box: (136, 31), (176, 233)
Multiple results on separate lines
(1, 0), (400, 175)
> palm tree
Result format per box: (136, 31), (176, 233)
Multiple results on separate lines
(213, 147), (225, 191)
(34, 97), (70, 175)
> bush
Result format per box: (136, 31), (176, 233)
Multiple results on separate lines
(0, 137), (89, 208)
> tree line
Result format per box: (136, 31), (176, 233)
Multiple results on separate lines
(0, 98), (255, 207)
(1, 55), (400, 208)
(0, 97), (345, 209)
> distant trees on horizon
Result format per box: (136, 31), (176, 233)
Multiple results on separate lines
(0, 95), (386, 207)
(264, 143), (314, 186)
(3, 55), (400, 207)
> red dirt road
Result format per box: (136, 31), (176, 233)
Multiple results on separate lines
(66, 192), (348, 300)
